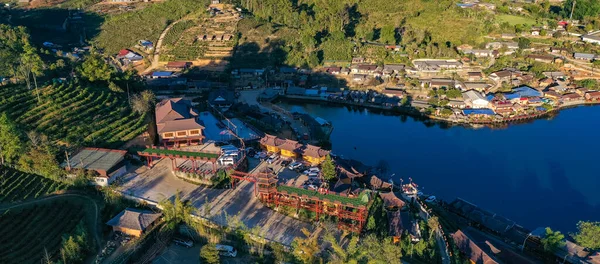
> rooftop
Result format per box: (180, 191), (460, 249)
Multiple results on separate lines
(276, 185), (369, 207)
(62, 148), (126, 172)
(106, 208), (162, 231)
(138, 147), (220, 159)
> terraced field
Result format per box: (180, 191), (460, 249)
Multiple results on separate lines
(0, 201), (85, 264)
(0, 83), (147, 148)
(0, 167), (66, 204)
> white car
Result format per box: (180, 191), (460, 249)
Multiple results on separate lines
(288, 161), (302, 170)
(303, 167), (320, 174)
(216, 244), (237, 257)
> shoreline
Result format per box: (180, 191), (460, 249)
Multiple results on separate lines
(278, 95), (600, 127)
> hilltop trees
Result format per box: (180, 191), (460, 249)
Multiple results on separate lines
(541, 227), (566, 252)
(78, 53), (113, 82)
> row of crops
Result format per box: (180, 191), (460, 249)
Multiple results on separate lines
(0, 83), (147, 148)
(162, 20), (197, 48)
(0, 201), (85, 263)
(0, 167), (66, 204)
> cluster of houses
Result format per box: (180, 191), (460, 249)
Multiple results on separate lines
(198, 34), (234, 42)
(321, 58), (406, 84)
(116, 49), (143, 66)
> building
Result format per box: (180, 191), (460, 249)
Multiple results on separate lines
(259, 134), (330, 164)
(467, 72), (484, 81)
(452, 230), (500, 264)
(155, 98), (204, 147)
(489, 70), (514, 83)
(62, 148), (127, 187)
(382, 64), (405, 77)
(151, 71), (175, 79)
(527, 54), (555, 63)
(463, 82), (491, 92)
(462, 90), (489, 108)
(208, 89), (235, 109)
(106, 208), (162, 237)
(573, 53), (596, 61)
(166, 61), (190, 71)
(585, 91), (600, 101)
(501, 33), (516, 39)
(117, 49), (143, 62)
(382, 87), (405, 98)
(513, 85), (542, 97)
(463, 49), (494, 57)
(412, 60), (462, 72)
(581, 33), (600, 45)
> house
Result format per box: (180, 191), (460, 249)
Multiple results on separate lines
(151, 71), (175, 79)
(544, 91), (562, 100)
(489, 70), (513, 83)
(117, 49), (143, 61)
(514, 85), (542, 97)
(138, 40), (154, 50)
(575, 88), (589, 96)
(61, 148), (127, 187)
(208, 89), (235, 109)
(462, 90), (489, 108)
(155, 98), (204, 147)
(538, 78), (554, 88)
(279, 67), (297, 76)
(491, 101), (514, 115)
(486, 42), (518, 50)
(530, 28), (540, 36)
(451, 230), (500, 264)
(457, 44), (474, 51)
(340, 67), (350, 75)
(351, 64), (378, 74)
(379, 192), (405, 241)
(581, 33), (600, 45)
(464, 49), (494, 57)
(382, 87), (405, 98)
(573, 53), (596, 61)
(428, 79), (456, 89)
(463, 82), (491, 92)
(448, 100), (466, 108)
(106, 208), (162, 237)
(223, 34), (233, 41)
(166, 61), (190, 71)
(561, 93), (582, 101)
(382, 64), (405, 77)
(527, 54), (555, 63)
(467, 72), (484, 81)
(413, 60), (462, 72)
(542, 71), (566, 80)
(585, 91), (600, 101)
(259, 134), (330, 164)
(550, 47), (568, 54)
(323, 67), (341, 75)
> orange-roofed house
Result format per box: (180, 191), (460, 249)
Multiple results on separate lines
(155, 98), (205, 148)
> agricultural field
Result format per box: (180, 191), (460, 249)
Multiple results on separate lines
(161, 20), (209, 61)
(0, 83), (147, 148)
(496, 14), (537, 26)
(0, 201), (85, 264)
(0, 167), (66, 204)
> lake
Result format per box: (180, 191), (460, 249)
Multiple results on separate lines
(278, 101), (600, 233)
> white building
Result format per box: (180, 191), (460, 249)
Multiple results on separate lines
(462, 90), (489, 109)
(581, 33), (600, 45)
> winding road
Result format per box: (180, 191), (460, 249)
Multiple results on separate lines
(143, 19), (185, 74)
(0, 193), (102, 253)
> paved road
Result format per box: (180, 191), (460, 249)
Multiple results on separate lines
(0, 193), (102, 253)
(414, 201), (450, 264)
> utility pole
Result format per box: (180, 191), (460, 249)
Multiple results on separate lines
(65, 150), (71, 170)
(127, 82), (131, 105)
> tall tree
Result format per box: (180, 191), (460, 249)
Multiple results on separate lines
(160, 192), (196, 230)
(130, 90), (156, 115)
(321, 154), (337, 182)
(573, 221), (600, 250)
(292, 228), (321, 264)
(19, 44), (44, 102)
(0, 113), (23, 164)
(78, 53), (113, 82)
(427, 216), (440, 240)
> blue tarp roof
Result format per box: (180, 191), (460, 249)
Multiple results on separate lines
(486, 94), (495, 101)
(152, 71), (174, 77)
(463, 109), (495, 115)
(504, 93), (520, 100)
(536, 107), (547, 111)
(514, 86), (542, 97)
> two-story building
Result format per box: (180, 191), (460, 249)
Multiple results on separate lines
(155, 98), (205, 147)
(260, 134), (330, 165)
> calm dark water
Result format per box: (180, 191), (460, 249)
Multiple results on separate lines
(279, 102), (600, 233)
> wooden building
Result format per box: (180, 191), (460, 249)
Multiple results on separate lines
(106, 208), (162, 237)
(155, 98), (205, 148)
(259, 134), (330, 164)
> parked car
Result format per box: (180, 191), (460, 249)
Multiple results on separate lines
(216, 244), (237, 257)
(303, 167), (320, 174)
(425, 196), (436, 203)
(281, 160), (291, 167)
(173, 238), (193, 248)
(288, 161), (302, 170)
(267, 154), (279, 164)
(306, 184), (318, 190)
(307, 172), (319, 178)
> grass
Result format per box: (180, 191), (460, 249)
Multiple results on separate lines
(496, 14), (536, 26)
(0, 201), (85, 263)
(0, 167), (67, 204)
(276, 185), (369, 207)
(139, 148), (220, 159)
(0, 83), (147, 148)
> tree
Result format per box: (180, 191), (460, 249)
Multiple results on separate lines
(541, 227), (566, 252)
(131, 90), (156, 115)
(199, 244), (220, 264)
(427, 216), (440, 239)
(78, 53), (113, 82)
(0, 113), (23, 164)
(321, 155), (337, 182)
(573, 221), (600, 250)
(160, 192), (196, 230)
(19, 44), (44, 102)
(380, 25), (397, 44)
(108, 81), (123, 93)
(292, 228), (320, 264)
(517, 37), (531, 49)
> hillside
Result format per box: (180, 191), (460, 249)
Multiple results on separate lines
(0, 83), (146, 148)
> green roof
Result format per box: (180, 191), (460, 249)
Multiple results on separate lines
(139, 148), (220, 159)
(276, 185), (369, 207)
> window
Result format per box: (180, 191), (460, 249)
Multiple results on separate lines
(163, 132), (174, 138)
(189, 130), (200, 135)
(177, 131), (187, 137)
